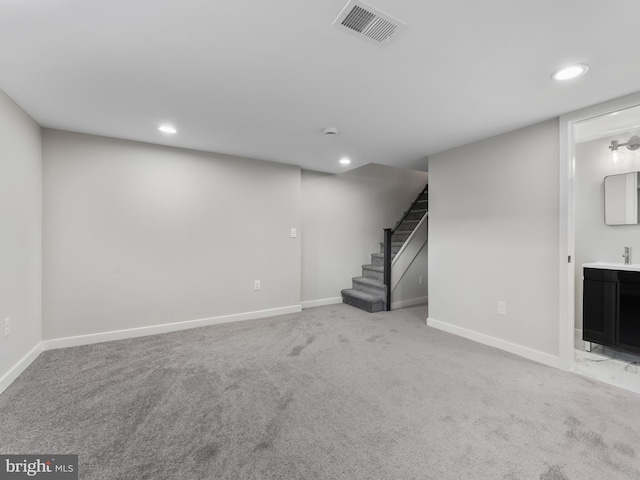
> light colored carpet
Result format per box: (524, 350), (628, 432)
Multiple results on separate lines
(1, 304), (639, 479)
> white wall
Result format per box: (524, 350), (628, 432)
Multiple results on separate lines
(301, 164), (428, 305)
(0, 90), (42, 384)
(574, 129), (640, 331)
(42, 130), (301, 340)
(428, 119), (560, 363)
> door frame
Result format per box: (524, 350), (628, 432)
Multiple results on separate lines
(558, 91), (640, 370)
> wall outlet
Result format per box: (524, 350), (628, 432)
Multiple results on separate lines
(497, 301), (507, 316)
(254, 280), (261, 291)
(290, 228), (297, 238)
(4, 318), (9, 337)
(418, 275), (424, 285)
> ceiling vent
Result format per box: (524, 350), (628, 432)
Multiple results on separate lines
(332, 0), (406, 47)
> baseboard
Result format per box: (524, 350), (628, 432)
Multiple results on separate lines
(426, 317), (561, 369)
(301, 297), (343, 309)
(43, 305), (303, 351)
(0, 342), (45, 396)
(574, 328), (584, 351)
(391, 296), (428, 310)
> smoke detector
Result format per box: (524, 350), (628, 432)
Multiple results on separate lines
(323, 127), (338, 135)
(332, 0), (406, 47)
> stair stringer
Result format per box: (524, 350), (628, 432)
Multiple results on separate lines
(389, 213), (428, 309)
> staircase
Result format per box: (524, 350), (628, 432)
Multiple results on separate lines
(341, 185), (428, 312)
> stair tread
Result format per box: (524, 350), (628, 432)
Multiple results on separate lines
(341, 288), (385, 302)
(353, 276), (385, 287)
(362, 264), (384, 272)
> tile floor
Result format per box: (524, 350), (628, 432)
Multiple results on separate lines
(573, 344), (640, 395)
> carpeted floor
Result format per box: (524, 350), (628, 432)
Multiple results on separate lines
(1, 304), (639, 479)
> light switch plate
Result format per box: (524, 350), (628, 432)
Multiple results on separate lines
(290, 228), (297, 238)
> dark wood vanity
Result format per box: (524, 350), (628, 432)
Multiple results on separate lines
(583, 265), (640, 354)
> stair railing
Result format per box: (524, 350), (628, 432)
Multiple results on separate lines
(383, 185), (428, 311)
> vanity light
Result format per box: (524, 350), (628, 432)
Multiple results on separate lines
(607, 135), (640, 166)
(158, 125), (177, 134)
(551, 64), (589, 81)
(339, 157), (351, 165)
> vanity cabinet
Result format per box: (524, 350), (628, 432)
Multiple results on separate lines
(583, 267), (640, 354)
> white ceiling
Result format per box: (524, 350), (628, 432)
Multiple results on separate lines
(2, 0), (640, 173)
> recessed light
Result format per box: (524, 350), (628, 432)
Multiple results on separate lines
(551, 64), (589, 81)
(339, 157), (351, 165)
(158, 125), (177, 134)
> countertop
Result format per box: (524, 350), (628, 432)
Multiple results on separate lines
(583, 262), (640, 272)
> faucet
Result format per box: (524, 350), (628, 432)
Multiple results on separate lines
(623, 246), (632, 265)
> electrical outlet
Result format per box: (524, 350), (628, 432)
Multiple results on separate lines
(254, 280), (261, 291)
(4, 318), (9, 337)
(418, 275), (424, 285)
(497, 301), (507, 316)
(290, 228), (297, 238)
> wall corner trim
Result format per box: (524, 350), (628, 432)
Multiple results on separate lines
(0, 342), (45, 396)
(301, 297), (343, 309)
(426, 317), (562, 369)
(43, 305), (303, 351)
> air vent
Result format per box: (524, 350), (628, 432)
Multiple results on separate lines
(333, 0), (406, 47)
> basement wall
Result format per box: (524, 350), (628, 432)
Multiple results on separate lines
(42, 130), (301, 340)
(0, 90), (42, 384)
(427, 119), (560, 364)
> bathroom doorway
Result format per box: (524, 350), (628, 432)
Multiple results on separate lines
(560, 94), (640, 394)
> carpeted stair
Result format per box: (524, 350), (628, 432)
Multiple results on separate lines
(341, 186), (428, 312)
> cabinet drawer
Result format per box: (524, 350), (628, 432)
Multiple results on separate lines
(584, 268), (619, 282)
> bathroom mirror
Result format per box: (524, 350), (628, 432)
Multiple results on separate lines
(604, 172), (640, 225)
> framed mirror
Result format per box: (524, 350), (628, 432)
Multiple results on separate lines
(604, 172), (640, 225)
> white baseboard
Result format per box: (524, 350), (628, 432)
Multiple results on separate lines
(574, 328), (584, 351)
(0, 342), (45, 396)
(426, 317), (561, 369)
(43, 305), (303, 351)
(391, 296), (428, 310)
(1, 305), (303, 396)
(301, 297), (343, 309)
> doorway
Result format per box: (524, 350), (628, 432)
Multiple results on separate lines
(560, 93), (640, 393)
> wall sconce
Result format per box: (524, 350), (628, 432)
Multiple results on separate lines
(608, 135), (640, 165)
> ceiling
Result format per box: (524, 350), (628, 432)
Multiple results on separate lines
(2, 0), (640, 173)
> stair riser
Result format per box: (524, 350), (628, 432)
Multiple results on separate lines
(393, 233), (410, 242)
(342, 294), (385, 313)
(363, 269), (384, 281)
(353, 280), (386, 297)
(406, 210), (427, 221)
(371, 254), (384, 266)
(379, 245), (403, 255)
(397, 220), (419, 230)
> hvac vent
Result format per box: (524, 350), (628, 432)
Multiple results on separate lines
(332, 0), (406, 47)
